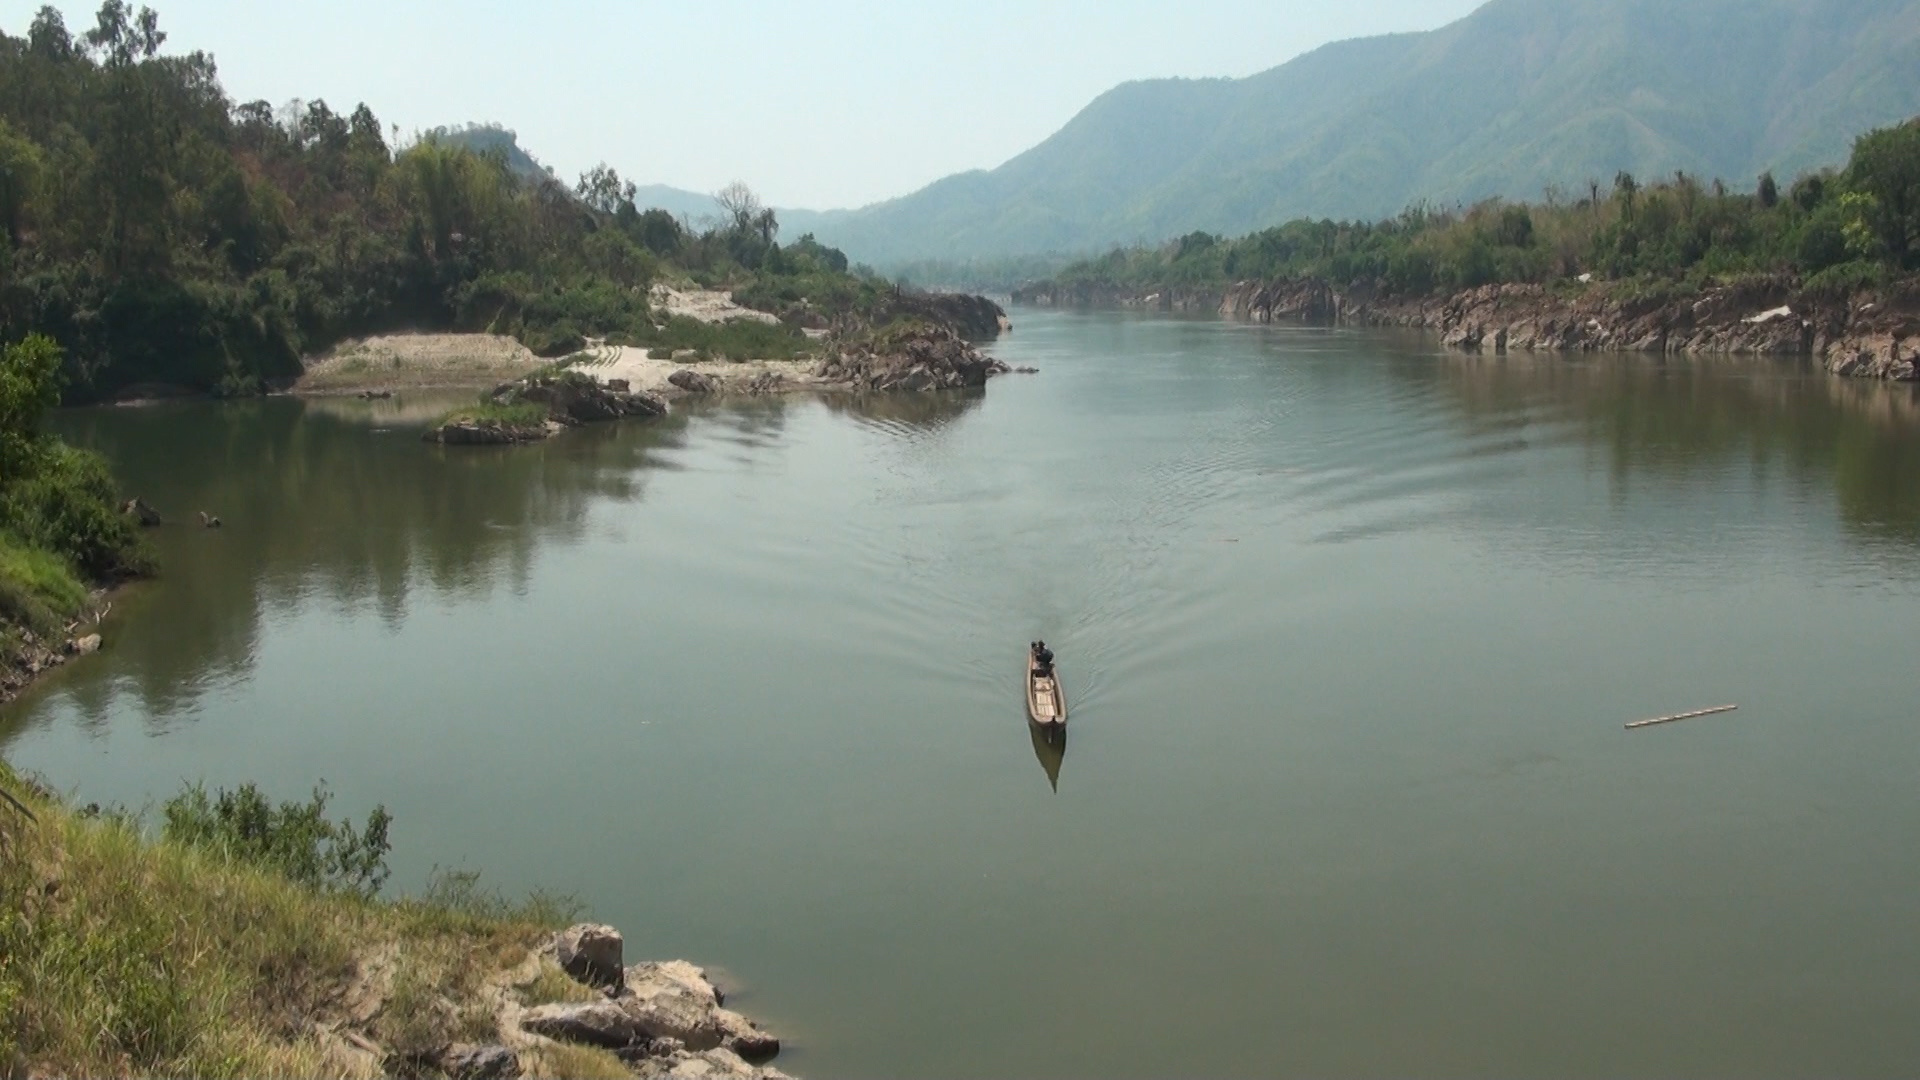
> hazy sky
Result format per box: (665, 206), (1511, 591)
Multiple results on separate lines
(17, 0), (1485, 209)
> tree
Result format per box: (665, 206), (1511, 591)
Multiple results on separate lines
(714, 181), (762, 235)
(576, 162), (635, 216)
(1758, 171), (1779, 209)
(0, 334), (63, 483)
(0, 119), (44, 246)
(1845, 120), (1920, 264)
(632, 208), (683, 256)
(83, 0), (174, 277)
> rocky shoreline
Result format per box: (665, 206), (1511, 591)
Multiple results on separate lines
(1012, 277), (1920, 381)
(354, 921), (797, 1080)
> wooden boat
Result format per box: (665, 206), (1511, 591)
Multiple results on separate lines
(1026, 645), (1066, 728)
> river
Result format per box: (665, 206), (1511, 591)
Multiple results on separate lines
(7, 309), (1920, 1078)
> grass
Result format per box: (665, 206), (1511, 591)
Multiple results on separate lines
(0, 534), (87, 635)
(0, 764), (576, 1080)
(433, 400), (551, 429)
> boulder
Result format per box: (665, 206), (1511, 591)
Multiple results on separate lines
(426, 420), (554, 446)
(629, 1048), (793, 1080)
(441, 1044), (518, 1080)
(120, 498), (162, 528)
(520, 1000), (647, 1049)
(617, 962), (778, 1060)
(669, 370), (718, 394)
(556, 923), (625, 990)
(69, 635), (102, 656)
(605, 378), (631, 393)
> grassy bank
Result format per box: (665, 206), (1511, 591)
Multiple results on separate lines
(1, 334), (150, 699)
(0, 766), (635, 1080)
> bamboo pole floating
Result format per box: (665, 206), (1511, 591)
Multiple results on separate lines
(1626, 704), (1739, 731)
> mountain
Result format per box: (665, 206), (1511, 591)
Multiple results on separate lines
(802, 0), (1920, 264)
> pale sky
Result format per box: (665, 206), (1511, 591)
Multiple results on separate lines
(13, 0), (1485, 209)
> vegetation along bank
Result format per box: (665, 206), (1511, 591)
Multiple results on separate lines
(0, 767), (794, 1079)
(1015, 118), (1920, 380)
(0, 5), (1001, 406)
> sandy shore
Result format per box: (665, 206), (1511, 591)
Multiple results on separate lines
(297, 333), (546, 394)
(564, 345), (830, 395)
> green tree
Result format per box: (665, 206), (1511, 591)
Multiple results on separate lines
(0, 119), (42, 246)
(1845, 121), (1920, 264)
(0, 334), (62, 482)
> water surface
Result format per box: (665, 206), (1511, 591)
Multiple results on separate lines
(9, 311), (1920, 1078)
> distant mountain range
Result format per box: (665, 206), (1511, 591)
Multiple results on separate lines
(790, 0), (1920, 264)
(450, 0), (1920, 267)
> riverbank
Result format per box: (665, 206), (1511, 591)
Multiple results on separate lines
(0, 768), (794, 1080)
(1012, 276), (1920, 380)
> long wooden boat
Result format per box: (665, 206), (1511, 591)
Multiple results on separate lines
(1026, 646), (1066, 728)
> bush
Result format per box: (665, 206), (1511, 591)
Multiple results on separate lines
(0, 441), (150, 581)
(161, 782), (393, 898)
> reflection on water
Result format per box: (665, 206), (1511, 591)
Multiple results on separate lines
(1423, 352), (1920, 551)
(8, 315), (1920, 1080)
(12, 396), (691, 732)
(1028, 721), (1066, 792)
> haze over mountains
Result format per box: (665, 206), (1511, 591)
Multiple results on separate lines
(467, 0), (1920, 267)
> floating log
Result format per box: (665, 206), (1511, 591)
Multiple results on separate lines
(1626, 704), (1738, 731)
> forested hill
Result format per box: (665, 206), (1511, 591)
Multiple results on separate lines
(0, 5), (885, 401)
(803, 0), (1920, 264)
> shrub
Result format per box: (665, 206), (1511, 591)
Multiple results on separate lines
(0, 441), (150, 581)
(161, 782), (393, 898)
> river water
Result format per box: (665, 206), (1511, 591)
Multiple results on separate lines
(8, 310), (1920, 1078)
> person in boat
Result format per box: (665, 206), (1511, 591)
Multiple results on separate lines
(1032, 640), (1055, 679)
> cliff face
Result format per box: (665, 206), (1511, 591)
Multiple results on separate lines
(1013, 277), (1920, 381)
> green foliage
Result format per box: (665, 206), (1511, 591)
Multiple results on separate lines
(436, 398), (549, 429)
(161, 782), (393, 898)
(1034, 117), (1920, 302)
(0, 532), (86, 634)
(0, 14), (893, 397)
(0, 333), (59, 478)
(1, 440), (151, 580)
(417, 868), (583, 928)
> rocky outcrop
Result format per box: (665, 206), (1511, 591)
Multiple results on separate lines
(1221, 278), (1341, 323)
(511, 372), (669, 423)
(426, 372), (670, 445)
(426, 418), (560, 446)
(1018, 272), (1920, 381)
(556, 924), (625, 990)
(816, 324), (1008, 391)
(668, 370), (718, 394)
(507, 924), (789, 1078)
(441, 1043), (519, 1080)
(880, 291), (1010, 340)
(120, 498), (162, 527)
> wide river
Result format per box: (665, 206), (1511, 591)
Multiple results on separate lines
(7, 310), (1920, 1077)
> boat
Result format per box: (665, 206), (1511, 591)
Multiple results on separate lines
(1026, 644), (1067, 728)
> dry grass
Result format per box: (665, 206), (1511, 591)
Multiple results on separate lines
(0, 764), (563, 1079)
(519, 1042), (635, 1080)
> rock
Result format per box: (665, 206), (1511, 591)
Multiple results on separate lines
(617, 962), (778, 1061)
(506, 372), (668, 423)
(630, 1048), (793, 1080)
(605, 378), (631, 393)
(556, 923), (625, 990)
(520, 1000), (647, 1049)
(69, 635), (102, 656)
(441, 1044), (518, 1080)
(669, 370), (718, 394)
(120, 498), (162, 527)
(426, 419), (555, 446)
